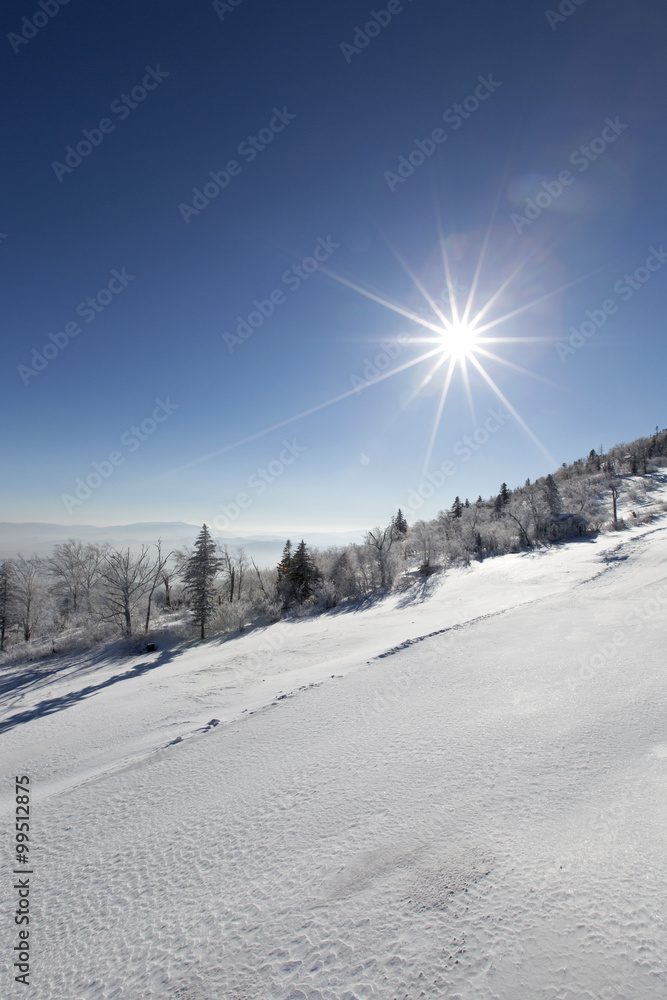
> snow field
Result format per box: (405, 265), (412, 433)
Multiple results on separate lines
(1, 504), (667, 999)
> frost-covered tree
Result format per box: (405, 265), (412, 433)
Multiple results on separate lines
(409, 519), (441, 574)
(143, 541), (172, 633)
(392, 509), (408, 537)
(0, 560), (14, 651)
(98, 546), (156, 637)
(313, 548), (360, 605)
(47, 539), (105, 618)
(219, 544), (249, 603)
(277, 540), (293, 578)
(276, 540), (294, 606)
(287, 540), (322, 605)
(543, 474), (562, 517)
(183, 525), (223, 639)
(365, 525), (399, 588)
(505, 497), (534, 548)
(12, 555), (44, 642)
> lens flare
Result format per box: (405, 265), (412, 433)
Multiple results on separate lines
(441, 320), (480, 361)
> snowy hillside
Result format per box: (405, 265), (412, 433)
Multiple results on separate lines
(1, 500), (667, 999)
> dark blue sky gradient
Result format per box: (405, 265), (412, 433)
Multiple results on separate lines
(1, 0), (666, 529)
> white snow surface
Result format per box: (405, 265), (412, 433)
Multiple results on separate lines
(2, 504), (667, 999)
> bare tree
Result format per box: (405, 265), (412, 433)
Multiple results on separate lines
(12, 555), (44, 642)
(98, 547), (155, 637)
(234, 547), (249, 600)
(251, 557), (270, 599)
(610, 481), (620, 524)
(505, 499), (533, 549)
(408, 520), (440, 574)
(160, 563), (174, 609)
(522, 482), (550, 544)
(47, 539), (105, 617)
(144, 541), (173, 633)
(364, 525), (398, 588)
(218, 545), (250, 603)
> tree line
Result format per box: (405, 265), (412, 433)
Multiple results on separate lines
(1, 426), (665, 655)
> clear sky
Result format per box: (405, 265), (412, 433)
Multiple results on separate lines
(2, 0), (665, 533)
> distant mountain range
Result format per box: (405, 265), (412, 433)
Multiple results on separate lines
(0, 521), (365, 566)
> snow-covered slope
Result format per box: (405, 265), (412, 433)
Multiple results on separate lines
(1, 510), (667, 999)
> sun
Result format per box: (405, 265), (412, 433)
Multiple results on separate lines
(441, 319), (480, 361)
(157, 211), (569, 483)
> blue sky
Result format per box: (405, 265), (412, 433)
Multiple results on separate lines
(1, 0), (666, 532)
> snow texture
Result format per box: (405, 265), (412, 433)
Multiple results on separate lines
(1, 496), (666, 1000)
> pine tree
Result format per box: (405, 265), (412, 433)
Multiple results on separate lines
(464, 498), (470, 508)
(499, 482), (510, 506)
(287, 540), (321, 605)
(587, 448), (601, 471)
(392, 509), (408, 536)
(450, 496), (463, 518)
(544, 473), (561, 516)
(183, 525), (222, 639)
(277, 540), (293, 579)
(276, 540), (293, 605)
(0, 560), (13, 651)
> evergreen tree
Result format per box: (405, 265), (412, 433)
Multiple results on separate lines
(276, 540), (293, 605)
(499, 482), (510, 505)
(277, 540), (293, 578)
(0, 560), (13, 651)
(587, 448), (601, 471)
(464, 498), (470, 508)
(392, 509), (408, 536)
(276, 540), (291, 604)
(183, 525), (222, 639)
(450, 496), (463, 518)
(287, 540), (321, 605)
(544, 473), (561, 516)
